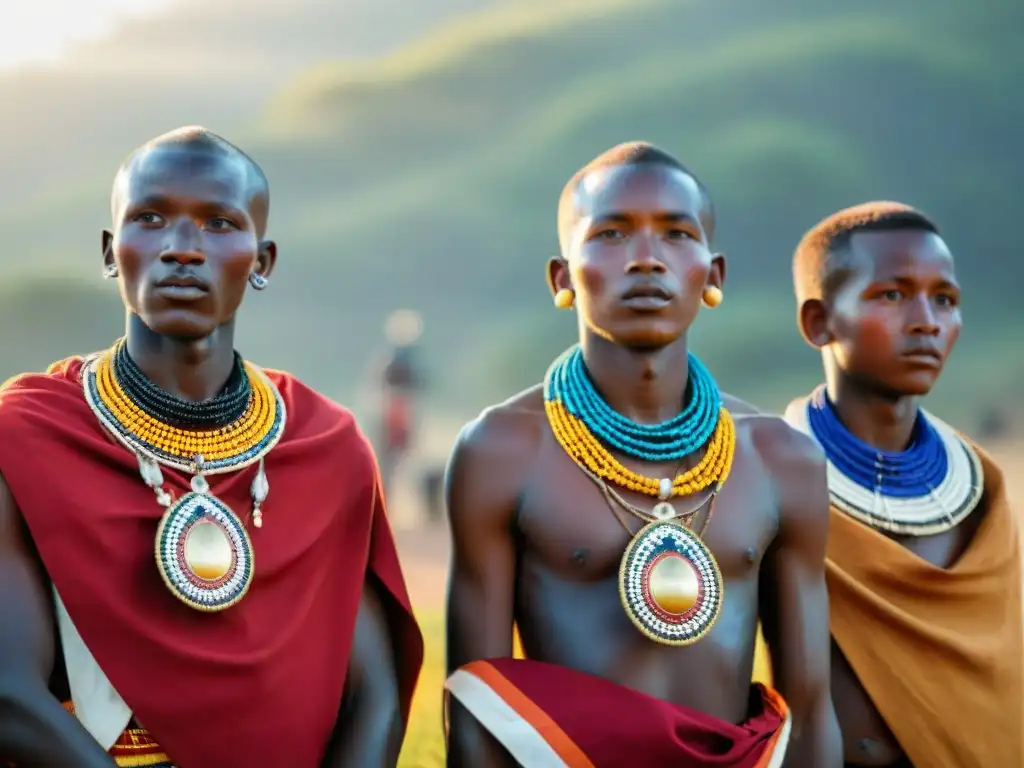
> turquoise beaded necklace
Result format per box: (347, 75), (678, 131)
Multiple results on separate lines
(543, 345), (721, 462)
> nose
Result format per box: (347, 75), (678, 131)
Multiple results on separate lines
(906, 294), (940, 336)
(160, 219), (205, 265)
(624, 232), (666, 275)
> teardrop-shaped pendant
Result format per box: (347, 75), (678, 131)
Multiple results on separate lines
(618, 520), (723, 646)
(154, 491), (254, 612)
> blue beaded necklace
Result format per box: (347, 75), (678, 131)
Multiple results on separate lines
(805, 386), (948, 498)
(544, 345), (721, 462)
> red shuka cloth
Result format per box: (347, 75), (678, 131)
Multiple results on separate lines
(447, 658), (789, 768)
(0, 357), (423, 768)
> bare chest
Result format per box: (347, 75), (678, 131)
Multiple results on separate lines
(517, 433), (779, 588)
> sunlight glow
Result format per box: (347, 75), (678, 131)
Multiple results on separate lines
(2, 0), (171, 71)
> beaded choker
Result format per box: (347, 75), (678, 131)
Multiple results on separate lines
(544, 346), (734, 500)
(788, 386), (982, 536)
(83, 340), (287, 612)
(546, 346), (719, 462)
(114, 341), (251, 428)
(544, 345), (734, 647)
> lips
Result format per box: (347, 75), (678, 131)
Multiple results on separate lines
(156, 275), (209, 291)
(621, 284), (673, 301)
(902, 347), (942, 360)
(901, 347), (943, 365)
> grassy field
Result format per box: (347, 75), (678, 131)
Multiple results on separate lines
(399, 611), (446, 768)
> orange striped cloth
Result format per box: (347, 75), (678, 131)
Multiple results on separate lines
(446, 658), (789, 767)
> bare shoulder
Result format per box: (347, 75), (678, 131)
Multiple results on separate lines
(724, 393), (823, 470)
(446, 385), (546, 523)
(725, 393), (828, 527)
(721, 392), (764, 416)
(450, 385), (545, 464)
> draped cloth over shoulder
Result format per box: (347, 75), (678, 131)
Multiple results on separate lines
(783, 394), (1023, 768)
(445, 658), (790, 768)
(0, 357), (423, 768)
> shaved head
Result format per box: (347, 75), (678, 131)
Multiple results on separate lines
(112, 126), (270, 237)
(557, 141), (715, 255)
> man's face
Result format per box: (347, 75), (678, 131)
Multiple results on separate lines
(551, 163), (723, 349)
(104, 146), (271, 340)
(823, 229), (962, 397)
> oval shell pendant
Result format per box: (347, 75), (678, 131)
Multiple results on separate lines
(155, 491), (254, 612)
(618, 521), (723, 646)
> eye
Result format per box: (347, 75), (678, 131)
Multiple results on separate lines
(594, 229), (624, 241)
(207, 217), (237, 231)
(666, 229), (693, 241)
(935, 293), (958, 307)
(881, 289), (902, 301)
(135, 212), (164, 225)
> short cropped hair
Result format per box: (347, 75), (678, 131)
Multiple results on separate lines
(792, 201), (939, 304)
(557, 141), (716, 253)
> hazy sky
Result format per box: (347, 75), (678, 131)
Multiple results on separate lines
(3, 0), (170, 70)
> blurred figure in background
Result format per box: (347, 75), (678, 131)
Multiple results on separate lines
(374, 309), (425, 499)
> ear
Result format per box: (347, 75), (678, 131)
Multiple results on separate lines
(707, 252), (726, 291)
(254, 240), (278, 279)
(546, 255), (571, 297)
(102, 230), (114, 268)
(798, 298), (833, 349)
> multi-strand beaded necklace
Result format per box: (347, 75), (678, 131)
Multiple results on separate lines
(789, 385), (982, 536)
(83, 339), (286, 612)
(544, 346), (735, 646)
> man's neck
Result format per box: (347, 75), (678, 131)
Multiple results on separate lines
(823, 363), (918, 453)
(579, 333), (690, 424)
(124, 314), (237, 403)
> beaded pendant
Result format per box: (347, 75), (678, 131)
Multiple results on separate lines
(618, 520), (723, 646)
(143, 455), (265, 612)
(154, 473), (254, 612)
(83, 345), (283, 612)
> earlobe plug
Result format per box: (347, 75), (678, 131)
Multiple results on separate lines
(554, 288), (575, 309)
(701, 286), (723, 308)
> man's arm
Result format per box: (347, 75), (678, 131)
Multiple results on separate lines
(757, 422), (843, 768)
(444, 408), (533, 768)
(322, 577), (403, 768)
(0, 473), (117, 766)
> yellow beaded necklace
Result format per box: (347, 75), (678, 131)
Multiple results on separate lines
(545, 398), (735, 497)
(89, 345), (283, 472)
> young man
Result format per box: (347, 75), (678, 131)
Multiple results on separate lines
(0, 127), (423, 767)
(784, 201), (1022, 767)
(444, 142), (842, 767)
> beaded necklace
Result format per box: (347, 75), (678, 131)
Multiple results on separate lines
(547, 346), (718, 461)
(543, 345), (734, 647)
(788, 385), (982, 536)
(83, 340), (287, 612)
(114, 340), (251, 428)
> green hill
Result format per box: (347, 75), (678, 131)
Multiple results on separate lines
(4, 0), (1022, 427)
